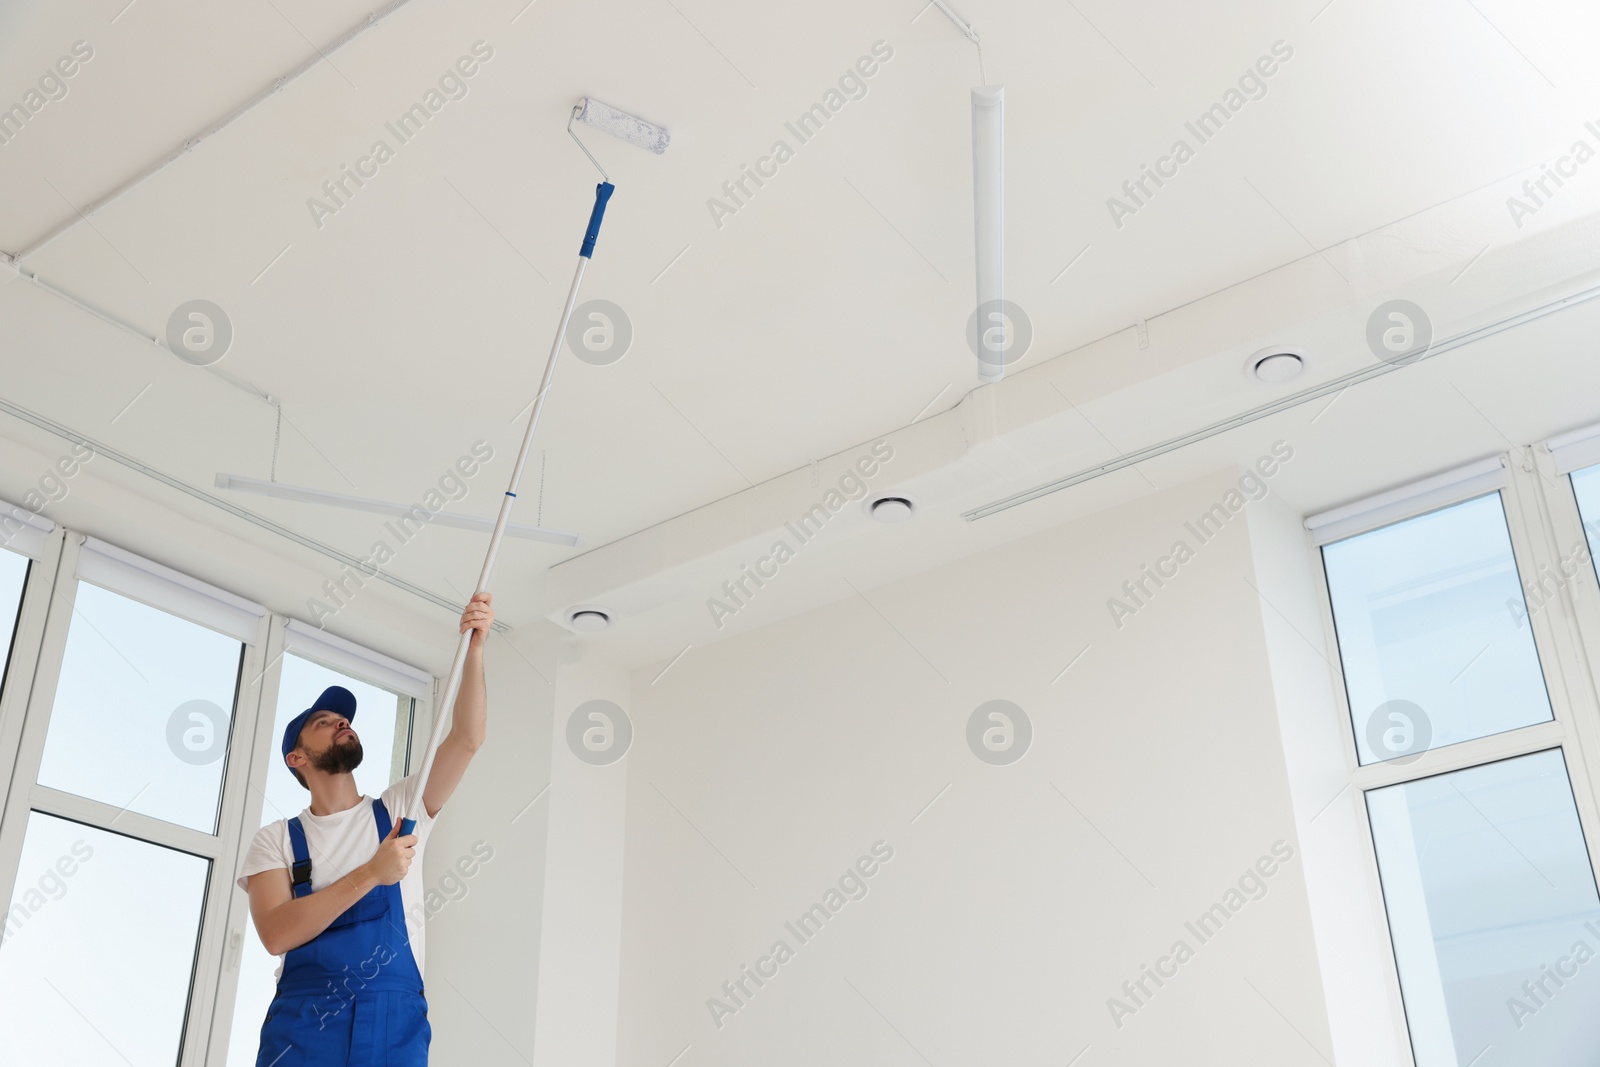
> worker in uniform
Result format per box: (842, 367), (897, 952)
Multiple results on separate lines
(238, 592), (493, 1065)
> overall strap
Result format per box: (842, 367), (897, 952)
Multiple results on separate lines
(286, 817), (313, 899)
(371, 797), (392, 840)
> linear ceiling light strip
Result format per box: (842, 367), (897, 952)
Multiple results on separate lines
(214, 472), (581, 546)
(972, 84), (1004, 384)
(962, 280), (1600, 521)
(0, 395), (508, 631)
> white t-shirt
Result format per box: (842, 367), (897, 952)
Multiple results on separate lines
(237, 772), (436, 979)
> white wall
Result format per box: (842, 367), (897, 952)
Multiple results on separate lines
(421, 623), (558, 1063)
(1246, 494), (1412, 1065)
(529, 654), (632, 1067)
(608, 464), (1335, 1065)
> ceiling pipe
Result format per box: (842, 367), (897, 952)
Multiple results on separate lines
(929, 0), (1005, 384)
(972, 85), (1005, 383)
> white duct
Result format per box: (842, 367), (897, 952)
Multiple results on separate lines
(973, 85), (1005, 383)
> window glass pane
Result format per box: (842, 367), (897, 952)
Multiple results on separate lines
(1566, 465), (1600, 592)
(1367, 749), (1600, 1067)
(0, 547), (28, 698)
(1323, 493), (1553, 764)
(261, 653), (408, 823)
(0, 812), (210, 1065)
(226, 654), (410, 1067)
(36, 582), (243, 833)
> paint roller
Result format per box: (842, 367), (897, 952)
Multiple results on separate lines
(398, 98), (669, 836)
(573, 97), (671, 156)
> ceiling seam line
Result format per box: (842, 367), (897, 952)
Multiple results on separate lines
(12, 0), (423, 263)
(12, 263), (274, 408)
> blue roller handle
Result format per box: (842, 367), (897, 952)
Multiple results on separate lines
(580, 182), (615, 258)
(399, 817), (416, 836)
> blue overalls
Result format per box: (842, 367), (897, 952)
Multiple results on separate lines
(255, 799), (430, 1066)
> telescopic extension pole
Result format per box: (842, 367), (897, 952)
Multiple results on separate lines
(399, 181), (615, 835)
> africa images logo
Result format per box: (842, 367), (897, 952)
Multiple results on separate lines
(305, 41), (494, 229)
(705, 41), (895, 229)
(706, 440), (895, 629)
(1105, 40), (1294, 229)
(706, 841), (895, 1029)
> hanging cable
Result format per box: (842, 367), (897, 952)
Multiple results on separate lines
(930, 0), (986, 81)
(271, 401), (283, 481)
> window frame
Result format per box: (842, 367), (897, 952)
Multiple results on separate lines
(0, 535), (50, 831)
(1309, 447), (1600, 1065)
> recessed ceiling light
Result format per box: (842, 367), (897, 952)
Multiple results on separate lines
(568, 608), (612, 632)
(869, 496), (916, 522)
(1246, 348), (1307, 384)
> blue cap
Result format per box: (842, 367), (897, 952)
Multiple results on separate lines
(281, 685), (358, 771)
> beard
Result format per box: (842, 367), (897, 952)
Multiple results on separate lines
(309, 733), (364, 776)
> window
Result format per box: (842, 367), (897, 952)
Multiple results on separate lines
(1367, 749), (1600, 1066)
(1323, 493), (1553, 765)
(0, 543), (265, 1067)
(0, 537), (267, 1066)
(1316, 460), (1600, 1067)
(34, 581), (244, 834)
(0, 813), (210, 1065)
(224, 654), (416, 1067)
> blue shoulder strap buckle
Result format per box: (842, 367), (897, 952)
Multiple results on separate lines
(286, 816), (314, 898)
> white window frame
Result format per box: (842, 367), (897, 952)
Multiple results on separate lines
(0, 528), (436, 1066)
(0, 529), (55, 829)
(0, 497), (56, 561)
(1305, 446), (1600, 1065)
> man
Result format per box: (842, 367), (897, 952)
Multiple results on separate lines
(237, 592), (493, 1066)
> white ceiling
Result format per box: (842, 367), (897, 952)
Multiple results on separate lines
(2, 0), (1598, 672)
